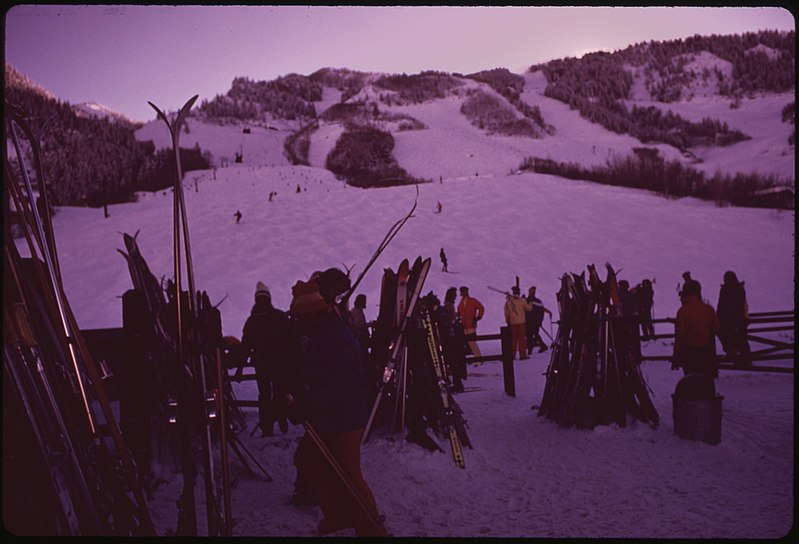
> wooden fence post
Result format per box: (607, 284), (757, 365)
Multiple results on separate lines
(500, 325), (515, 396)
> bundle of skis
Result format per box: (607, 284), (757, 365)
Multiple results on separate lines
(538, 263), (659, 429)
(111, 96), (276, 537)
(4, 104), (155, 535)
(361, 257), (471, 468)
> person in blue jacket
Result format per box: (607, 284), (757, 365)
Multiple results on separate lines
(289, 275), (388, 537)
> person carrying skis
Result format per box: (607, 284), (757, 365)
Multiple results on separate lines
(716, 270), (751, 367)
(241, 281), (290, 436)
(673, 280), (720, 379)
(504, 286), (533, 360)
(457, 286), (485, 359)
(525, 286), (552, 354)
(287, 278), (388, 537)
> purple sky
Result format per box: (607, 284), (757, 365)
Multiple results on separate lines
(4, 5), (794, 122)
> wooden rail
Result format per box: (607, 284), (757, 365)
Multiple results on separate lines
(640, 310), (794, 373)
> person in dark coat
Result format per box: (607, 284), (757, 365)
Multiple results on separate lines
(716, 270), (751, 366)
(525, 286), (552, 354)
(618, 280), (641, 357)
(241, 281), (290, 436)
(635, 279), (655, 340)
(289, 278), (387, 537)
(349, 294), (370, 352)
(673, 280), (720, 379)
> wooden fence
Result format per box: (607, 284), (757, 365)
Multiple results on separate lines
(640, 310), (794, 373)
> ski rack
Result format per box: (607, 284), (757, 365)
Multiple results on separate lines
(5, 104), (155, 535)
(147, 95), (231, 536)
(361, 257), (431, 445)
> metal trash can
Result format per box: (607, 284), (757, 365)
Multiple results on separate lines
(672, 374), (723, 445)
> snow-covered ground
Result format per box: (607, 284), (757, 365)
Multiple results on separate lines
(21, 70), (795, 537)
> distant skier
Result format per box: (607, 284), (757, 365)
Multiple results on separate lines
(439, 248), (448, 272)
(234, 209), (242, 223)
(436, 201), (442, 213)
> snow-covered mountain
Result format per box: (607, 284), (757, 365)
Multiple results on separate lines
(73, 101), (141, 126)
(134, 65), (794, 187)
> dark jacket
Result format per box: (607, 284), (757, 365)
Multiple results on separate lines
(717, 281), (748, 331)
(242, 298), (289, 377)
(301, 314), (369, 434)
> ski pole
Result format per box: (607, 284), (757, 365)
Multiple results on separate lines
(215, 347), (232, 536)
(286, 395), (384, 532)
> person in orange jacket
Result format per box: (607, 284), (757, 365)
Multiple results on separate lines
(673, 279), (720, 379)
(457, 286), (485, 358)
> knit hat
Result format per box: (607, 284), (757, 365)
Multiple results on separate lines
(255, 281), (271, 300)
(290, 279), (329, 316)
(511, 286), (520, 295)
(312, 268), (351, 305)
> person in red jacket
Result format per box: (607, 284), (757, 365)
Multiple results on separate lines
(457, 286), (485, 358)
(673, 280), (720, 379)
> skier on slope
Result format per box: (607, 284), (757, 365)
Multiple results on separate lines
(504, 286), (533, 360)
(241, 282), (290, 436)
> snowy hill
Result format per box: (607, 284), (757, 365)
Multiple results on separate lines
(72, 101), (141, 127)
(134, 63), (794, 184)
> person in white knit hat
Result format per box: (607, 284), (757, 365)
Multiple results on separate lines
(241, 280), (290, 436)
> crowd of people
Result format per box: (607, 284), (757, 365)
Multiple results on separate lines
(673, 270), (752, 380)
(228, 264), (751, 536)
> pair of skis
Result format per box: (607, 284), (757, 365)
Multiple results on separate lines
(419, 305), (468, 468)
(138, 96), (235, 536)
(361, 257), (431, 445)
